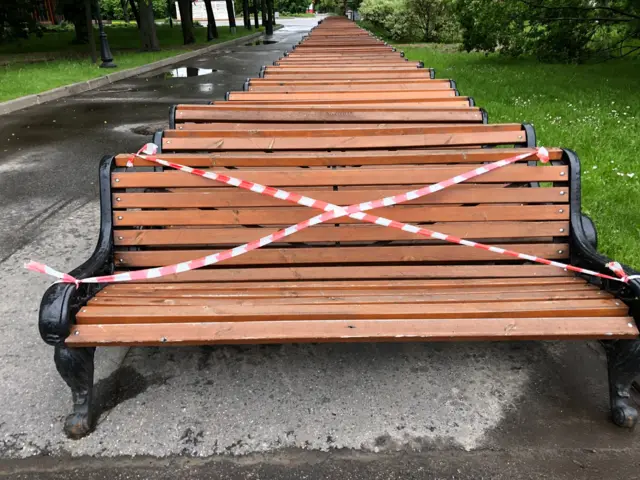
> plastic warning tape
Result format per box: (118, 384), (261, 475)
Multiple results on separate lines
(25, 144), (628, 284)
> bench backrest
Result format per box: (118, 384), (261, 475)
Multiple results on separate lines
(108, 148), (570, 283)
(171, 105), (484, 126)
(157, 123), (532, 152)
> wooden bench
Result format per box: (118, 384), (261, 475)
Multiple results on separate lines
(37, 17), (640, 440)
(38, 146), (640, 439)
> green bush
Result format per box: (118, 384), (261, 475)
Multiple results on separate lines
(100, 0), (169, 21)
(452, 0), (640, 63)
(314, 0), (341, 13)
(359, 0), (459, 42)
(277, 0), (309, 14)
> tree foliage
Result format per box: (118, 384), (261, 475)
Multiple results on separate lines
(453, 0), (640, 62)
(277, 0), (310, 15)
(100, 0), (168, 20)
(359, 0), (459, 42)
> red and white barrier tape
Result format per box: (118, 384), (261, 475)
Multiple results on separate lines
(26, 144), (632, 285)
(606, 262), (640, 283)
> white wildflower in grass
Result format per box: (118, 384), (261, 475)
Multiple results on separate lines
(627, 173), (636, 178)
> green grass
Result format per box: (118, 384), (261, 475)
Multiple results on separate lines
(0, 25), (260, 102)
(402, 44), (640, 269)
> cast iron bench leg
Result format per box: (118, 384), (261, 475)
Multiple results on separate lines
(604, 339), (640, 428)
(54, 346), (95, 439)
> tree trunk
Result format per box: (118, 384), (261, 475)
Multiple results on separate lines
(253, 0), (259, 28)
(167, 0), (173, 27)
(128, 0), (141, 27)
(120, 0), (130, 22)
(261, 0), (267, 26)
(243, 0), (251, 29)
(65, 1), (89, 44)
(424, 13), (430, 42)
(270, 0), (276, 25)
(265, 0), (273, 35)
(85, 0), (97, 61)
(177, 0), (196, 44)
(225, 0), (237, 33)
(204, 0), (218, 40)
(138, 0), (160, 50)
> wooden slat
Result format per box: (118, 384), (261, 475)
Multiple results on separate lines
(66, 318), (639, 347)
(273, 62), (422, 67)
(177, 103), (475, 111)
(101, 276), (589, 292)
(111, 166), (565, 188)
(95, 283), (599, 299)
(113, 187), (567, 208)
(113, 265), (575, 283)
(113, 205), (569, 227)
(264, 67), (431, 73)
(213, 99), (470, 106)
(206, 101), (472, 109)
(88, 289), (608, 306)
(114, 243), (570, 268)
(113, 222), (569, 246)
(261, 74), (435, 80)
(159, 131), (524, 151)
(174, 109), (483, 123)
(75, 299), (627, 324)
(175, 122), (477, 132)
(247, 79), (447, 85)
(247, 84), (453, 92)
(167, 124), (520, 137)
(226, 91), (459, 102)
(114, 148), (564, 167)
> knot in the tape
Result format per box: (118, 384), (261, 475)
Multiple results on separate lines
(126, 143), (159, 167)
(536, 147), (550, 163)
(607, 261), (630, 283)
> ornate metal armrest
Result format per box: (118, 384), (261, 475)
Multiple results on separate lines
(38, 156), (115, 345)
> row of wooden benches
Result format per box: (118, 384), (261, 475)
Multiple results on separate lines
(38, 16), (640, 439)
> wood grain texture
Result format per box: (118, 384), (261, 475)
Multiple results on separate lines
(113, 243), (570, 268)
(66, 318), (638, 346)
(75, 299), (627, 324)
(115, 148), (563, 167)
(113, 222), (569, 246)
(113, 205), (569, 227)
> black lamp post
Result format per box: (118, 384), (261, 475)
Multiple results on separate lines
(94, 0), (117, 68)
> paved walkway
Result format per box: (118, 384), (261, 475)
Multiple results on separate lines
(0, 16), (639, 478)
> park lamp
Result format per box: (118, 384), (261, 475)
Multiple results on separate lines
(94, 0), (117, 68)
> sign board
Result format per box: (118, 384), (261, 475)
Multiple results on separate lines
(176, 1), (233, 21)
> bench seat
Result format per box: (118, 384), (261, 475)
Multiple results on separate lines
(68, 276), (637, 347)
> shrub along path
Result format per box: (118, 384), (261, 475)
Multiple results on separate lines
(404, 44), (640, 268)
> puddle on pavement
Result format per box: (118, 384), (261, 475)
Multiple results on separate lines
(153, 67), (218, 79)
(244, 39), (278, 46)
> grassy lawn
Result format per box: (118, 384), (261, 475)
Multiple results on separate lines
(402, 45), (640, 269)
(0, 24), (261, 102)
